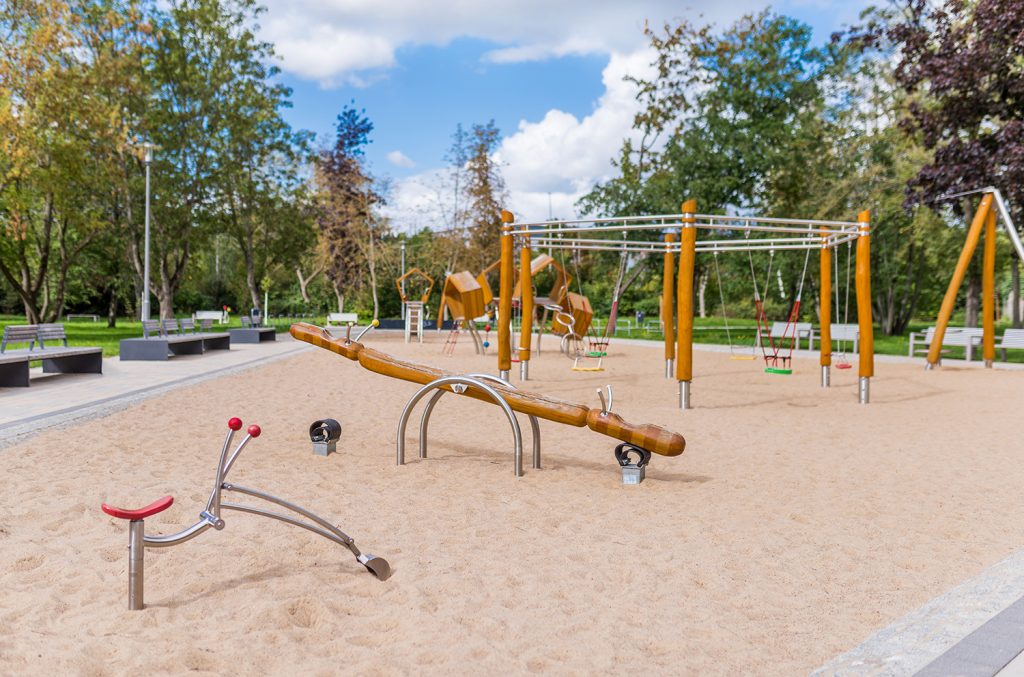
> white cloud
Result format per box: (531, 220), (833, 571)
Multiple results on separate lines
(260, 0), (776, 85)
(386, 150), (416, 168)
(385, 49), (655, 229)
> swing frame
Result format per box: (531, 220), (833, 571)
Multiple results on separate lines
(495, 201), (875, 408)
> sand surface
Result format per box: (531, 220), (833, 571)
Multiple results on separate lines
(1, 333), (1023, 675)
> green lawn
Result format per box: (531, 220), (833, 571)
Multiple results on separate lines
(2, 313), (1020, 363)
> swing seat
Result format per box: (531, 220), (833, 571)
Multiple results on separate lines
(586, 351), (606, 358)
(730, 355), (756, 361)
(836, 362), (853, 370)
(572, 365), (605, 372)
(764, 367), (792, 375)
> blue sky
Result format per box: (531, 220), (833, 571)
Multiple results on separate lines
(261, 0), (870, 227)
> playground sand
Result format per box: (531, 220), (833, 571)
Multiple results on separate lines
(1, 334), (1023, 675)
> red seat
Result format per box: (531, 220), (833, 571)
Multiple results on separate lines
(101, 496), (174, 520)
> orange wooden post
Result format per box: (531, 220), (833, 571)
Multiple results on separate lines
(855, 210), (874, 403)
(519, 228), (534, 379)
(927, 194), (993, 368)
(497, 210), (515, 380)
(819, 227), (832, 387)
(676, 199), (697, 408)
(983, 207), (997, 367)
(663, 231), (676, 378)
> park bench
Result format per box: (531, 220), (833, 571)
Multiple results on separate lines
(909, 326), (983, 362)
(326, 312), (359, 326)
(192, 309), (227, 325)
(230, 314), (276, 343)
(120, 319), (230, 361)
(0, 324), (102, 387)
(813, 323), (861, 354)
(65, 314), (100, 322)
(996, 328), (1024, 362)
(766, 321), (814, 350)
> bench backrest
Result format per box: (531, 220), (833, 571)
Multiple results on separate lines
(194, 310), (224, 321)
(828, 323), (859, 340)
(927, 326), (981, 346)
(199, 318), (213, 331)
(1, 325), (39, 353)
(769, 321), (812, 337)
(327, 312), (359, 325)
(37, 323), (68, 348)
(179, 318), (196, 333)
(241, 315), (252, 327)
(142, 320), (162, 339)
(161, 319), (181, 335)
(999, 328), (1024, 347)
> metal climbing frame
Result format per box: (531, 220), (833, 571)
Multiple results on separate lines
(101, 418), (391, 610)
(495, 203), (874, 408)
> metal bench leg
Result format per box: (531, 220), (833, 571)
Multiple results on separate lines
(0, 361), (31, 387)
(42, 352), (103, 375)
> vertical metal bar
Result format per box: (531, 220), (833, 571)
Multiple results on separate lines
(128, 520), (145, 610)
(519, 229), (534, 379)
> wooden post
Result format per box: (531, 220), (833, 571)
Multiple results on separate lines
(663, 231), (675, 378)
(519, 228), (534, 379)
(819, 227), (832, 387)
(676, 199), (697, 409)
(855, 210), (874, 403)
(928, 194), (993, 367)
(498, 210), (515, 379)
(983, 206), (997, 367)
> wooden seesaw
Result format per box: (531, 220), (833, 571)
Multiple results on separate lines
(290, 322), (685, 479)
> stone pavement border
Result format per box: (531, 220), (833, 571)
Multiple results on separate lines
(0, 344), (310, 451)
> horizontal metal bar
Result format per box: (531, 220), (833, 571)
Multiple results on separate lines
(510, 213), (859, 236)
(532, 241), (836, 253)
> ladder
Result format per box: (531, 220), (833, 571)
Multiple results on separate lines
(404, 302), (425, 344)
(442, 319), (463, 356)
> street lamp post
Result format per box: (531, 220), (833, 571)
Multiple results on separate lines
(141, 143), (154, 321)
(400, 241), (406, 320)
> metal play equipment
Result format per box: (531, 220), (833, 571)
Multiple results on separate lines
(101, 417), (391, 610)
(496, 203), (875, 407)
(310, 417), (341, 456)
(927, 187), (1024, 370)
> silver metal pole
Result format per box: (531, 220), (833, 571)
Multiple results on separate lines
(859, 377), (870, 404)
(821, 365), (830, 388)
(519, 360), (529, 380)
(400, 242), (406, 320)
(142, 147), (152, 322)
(679, 380), (691, 409)
(128, 520), (145, 610)
(665, 359), (674, 378)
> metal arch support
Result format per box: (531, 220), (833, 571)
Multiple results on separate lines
(416, 373), (541, 471)
(396, 375), (527, 477)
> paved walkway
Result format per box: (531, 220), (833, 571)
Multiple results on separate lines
(0, 335), (308, 447)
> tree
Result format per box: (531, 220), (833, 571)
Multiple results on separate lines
(316, 104), (385, 316)
(462, 121), (507, 269)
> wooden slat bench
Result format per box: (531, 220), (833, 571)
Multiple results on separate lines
(0, 324), (102, 387)
(814, 323), (860, 354)
(230, 315), (276, 344)
(119, 319), (230, 361)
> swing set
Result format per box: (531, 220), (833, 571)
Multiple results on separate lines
(495, 201), (876, 408)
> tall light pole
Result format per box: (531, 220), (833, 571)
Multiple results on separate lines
(400, 240), (406, 320)
(141, 143), (154, 321)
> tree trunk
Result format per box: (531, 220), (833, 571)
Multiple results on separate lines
(965, 271), (981, 327)
(367, 227), (379, 320)
(332, 279), (345, 313)
(107, 286), (118, 328)
(296, 265), (323, 304)
(697, 270), (708, 319)
(1012, 258), (1021, 328)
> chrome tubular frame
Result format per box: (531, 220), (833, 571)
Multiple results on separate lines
(396, 374), (540, 477)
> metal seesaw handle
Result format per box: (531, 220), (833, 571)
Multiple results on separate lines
(205, 417), (242, 514)
(221, 424), (262, 480)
